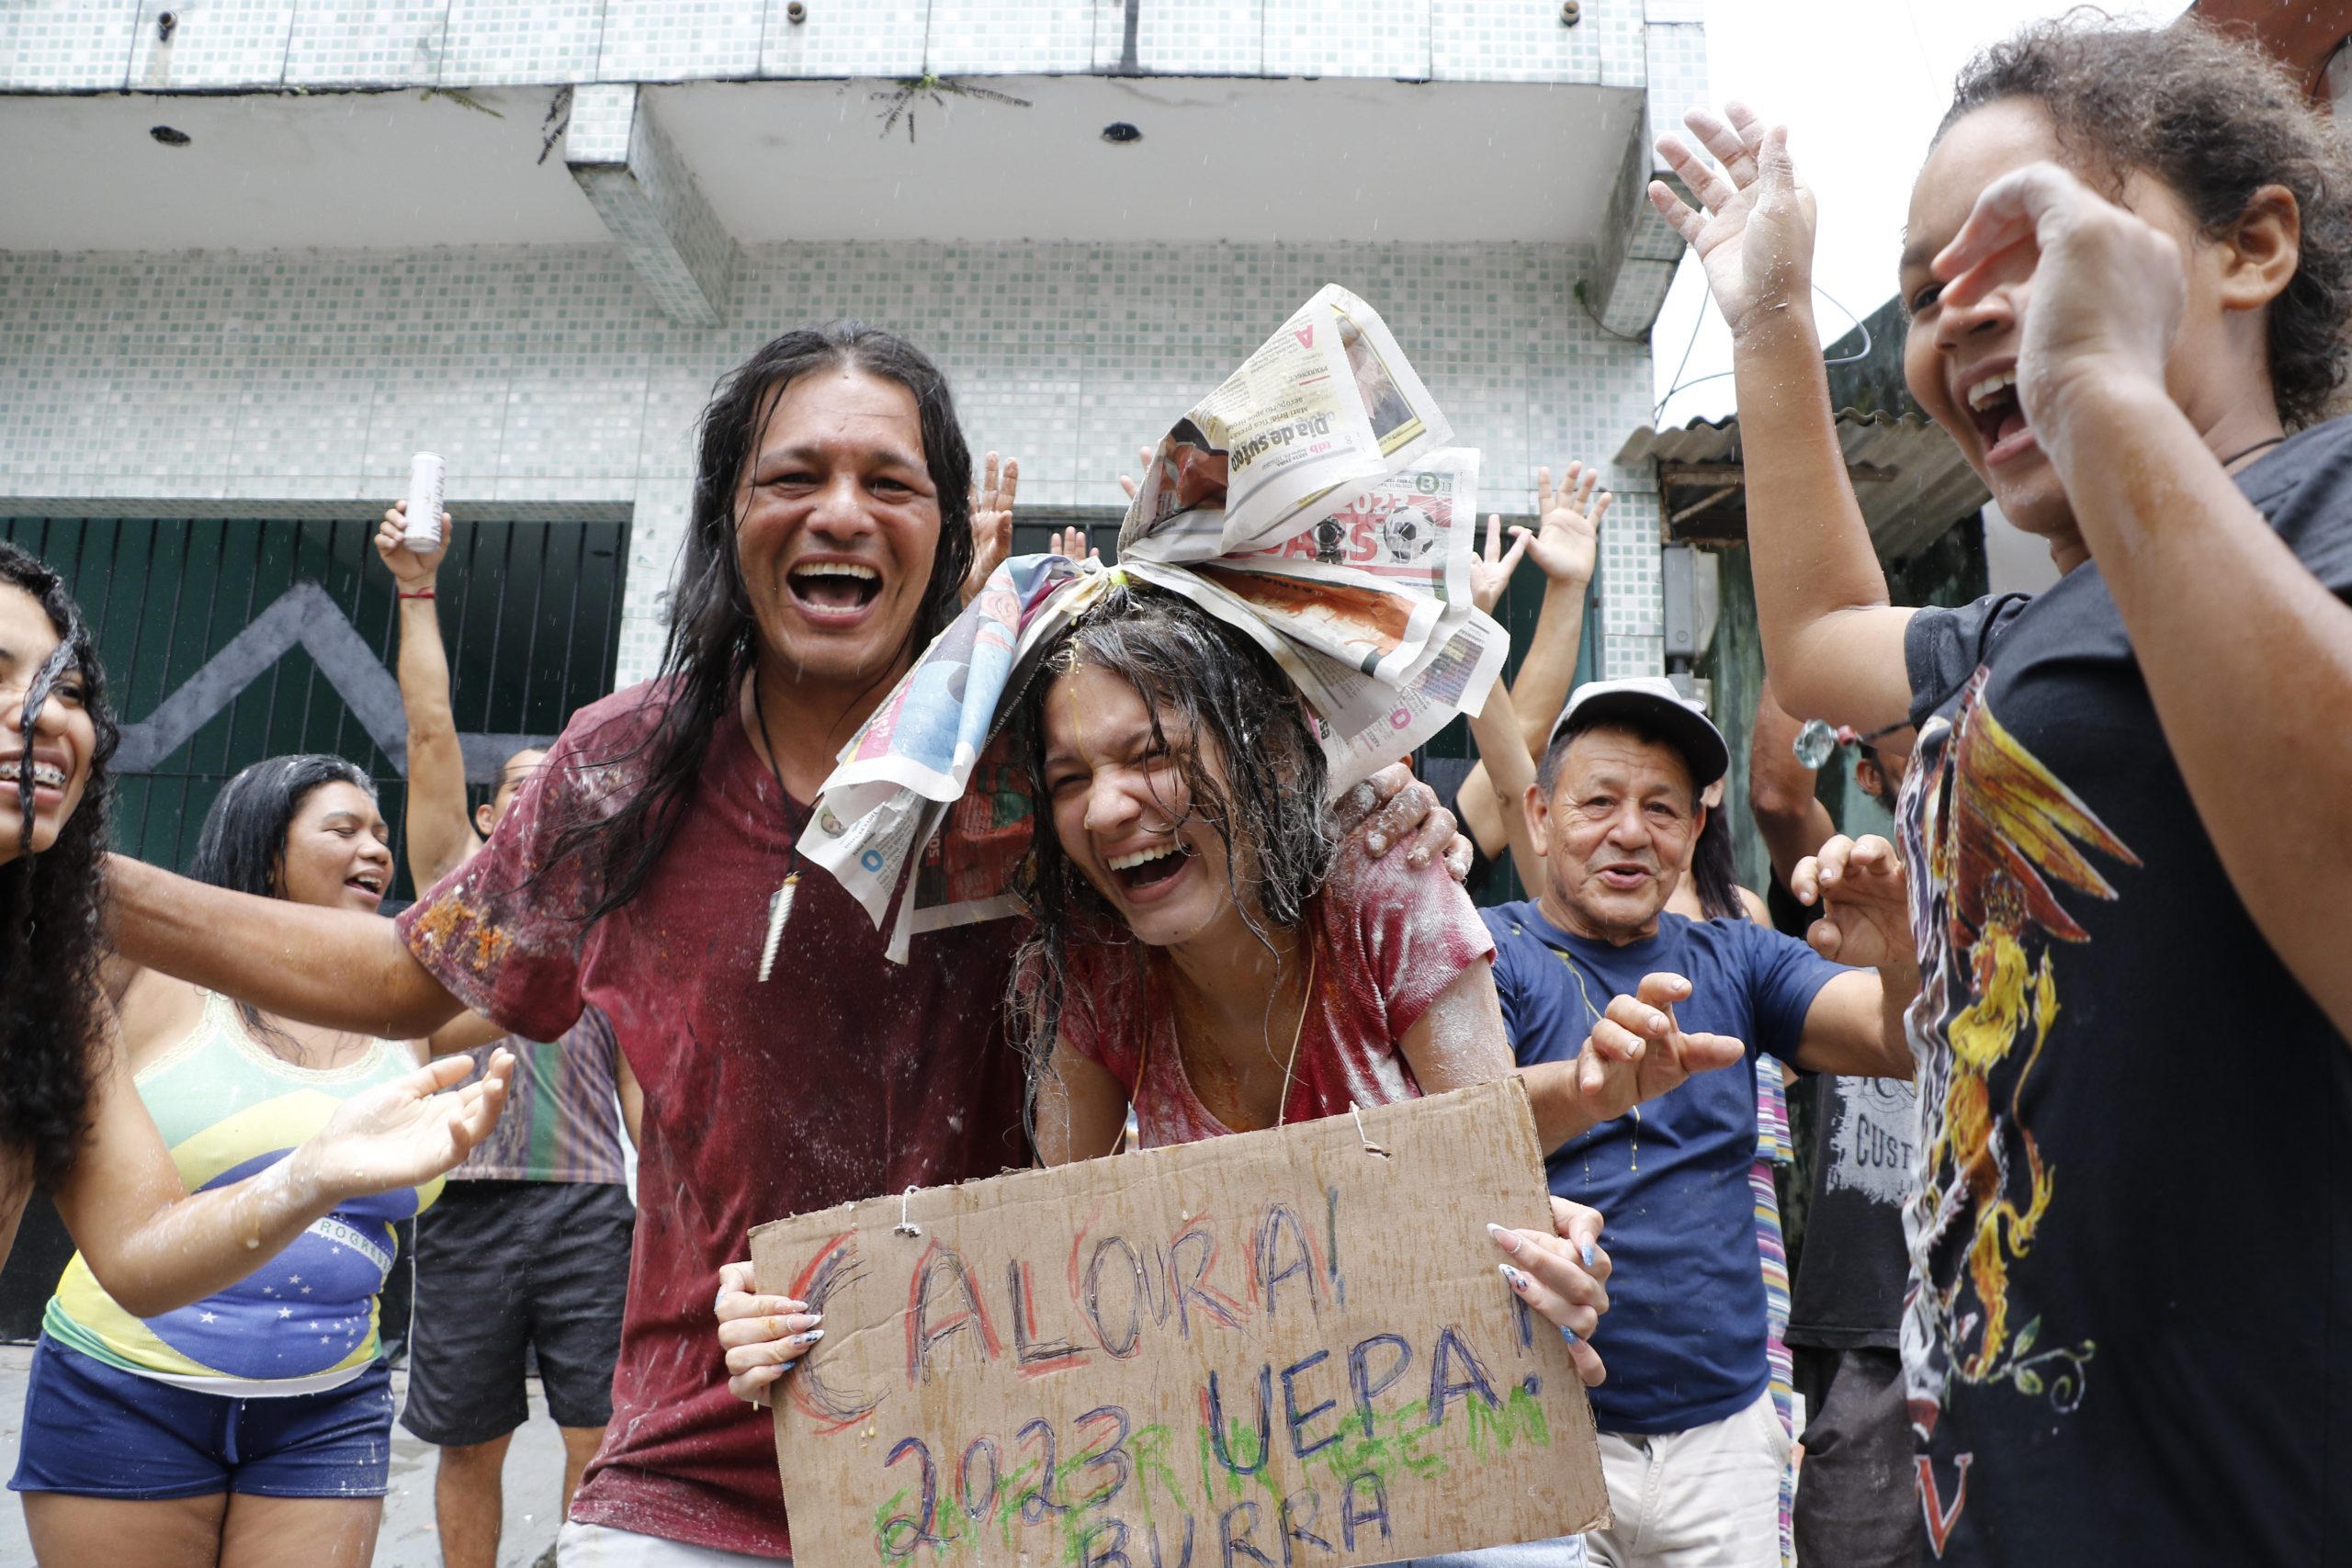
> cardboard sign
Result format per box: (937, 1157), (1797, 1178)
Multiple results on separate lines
(749, 1078), (1609, 1568)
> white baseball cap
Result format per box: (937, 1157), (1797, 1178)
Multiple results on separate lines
(1545, 676), (1730, 791)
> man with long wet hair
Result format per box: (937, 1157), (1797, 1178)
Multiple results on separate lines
(106, 322), (1459, 1564)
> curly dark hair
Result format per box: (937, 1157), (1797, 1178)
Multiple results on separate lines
(553, 321), (976, 925)
(1939, 12), (2352, 427)
(1006, 581), (1334, 1118)
(0, 541), (120, 1189)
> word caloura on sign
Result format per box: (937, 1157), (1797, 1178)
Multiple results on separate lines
(750, 1078), (1609, 1568)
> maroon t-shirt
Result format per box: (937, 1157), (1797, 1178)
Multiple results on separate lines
(396, 682), (1027, 1557)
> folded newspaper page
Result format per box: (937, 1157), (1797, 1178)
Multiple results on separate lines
(799, 286), (1508, 963)
(1121, 284), (1451, 561)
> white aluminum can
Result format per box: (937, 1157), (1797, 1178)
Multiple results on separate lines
(402, 453), (447, 549)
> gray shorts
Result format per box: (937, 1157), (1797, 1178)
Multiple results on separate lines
(401, 1179), (635, 1446)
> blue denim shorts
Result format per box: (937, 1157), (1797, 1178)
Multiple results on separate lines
(8, 1336), (394, 1500)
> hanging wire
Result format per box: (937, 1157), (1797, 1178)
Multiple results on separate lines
(1649, 280), (1877, 425)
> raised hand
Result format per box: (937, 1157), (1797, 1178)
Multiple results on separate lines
(1115, 444), (1155, 501)
(1570, 971), (1746, 1124)
(1523, 462), (1608, 587)
(1792, 833), (1917, 974)
(288, 1050), (513, 1201)
(963, 452), (1019, 604)
(1467, 512), (1530, 615)
(1047, 526), (1100, 563)
(717, 1259), (824, 1407)
(1488, 1197), (1613, 1386)
(1648, 103), (1819, 339)
(374, 502), (449, 589)
(1931, 160), (2186, 455)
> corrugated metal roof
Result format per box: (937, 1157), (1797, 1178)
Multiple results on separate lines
(1616, 410), (1989, 562)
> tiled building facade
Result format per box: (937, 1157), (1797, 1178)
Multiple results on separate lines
(1, 0), (1707, 688)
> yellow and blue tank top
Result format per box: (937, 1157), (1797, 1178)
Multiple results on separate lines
(44, 990), (440, 1395)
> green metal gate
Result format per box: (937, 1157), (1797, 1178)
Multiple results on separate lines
(0, 512), (629, 1341)
(1, 514), (630, 904)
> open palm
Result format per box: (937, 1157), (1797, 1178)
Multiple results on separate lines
(1527, 462), (1607, 585)
(296, 1052), (513, 1200)
(1649, 105), (1819, 338)
(1467, 512), (1528, 614)
(962, 452), (1019, 604)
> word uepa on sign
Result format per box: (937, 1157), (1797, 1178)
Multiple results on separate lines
(749, 1078), (1608, 1568)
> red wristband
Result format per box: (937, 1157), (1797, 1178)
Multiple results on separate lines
(399, 588), (435, 601)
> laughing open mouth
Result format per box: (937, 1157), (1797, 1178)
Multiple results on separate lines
(1108, 839), (1195, 892)
(787, 561), (882, 614)
(345, 873), (385, 897)
(0, 759), (66, 790)
(1964, 367), (2031, 457)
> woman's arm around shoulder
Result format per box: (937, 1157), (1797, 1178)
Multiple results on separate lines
(107, 852), (463, 1040)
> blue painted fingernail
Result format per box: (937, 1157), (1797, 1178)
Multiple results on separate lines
(776, 1359), (797, 1374)
(1581, 1241), (1596, 1270)
(1563, 1329), (1581, 1347)
(1499, 1264), (1532, 1292)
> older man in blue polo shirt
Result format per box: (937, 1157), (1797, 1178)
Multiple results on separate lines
(1485, 678), (1917, 1568)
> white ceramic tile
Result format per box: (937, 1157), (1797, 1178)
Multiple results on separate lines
(1, 236), (1665, 692)
(1264, 0), (1427, 80)
(362, 375), (512, 485)
(761, 0), (926, 80)
(1430, 0), (1601, 85)
(127, 0), (296, 90)
(598, 0), (761, 84)
(0, 0), (141, 90)
(438, 0), (605, 85)
(925, 0), (1095, 77)
(284, 0), (447, 85)
(1137, 0), (1259, 75)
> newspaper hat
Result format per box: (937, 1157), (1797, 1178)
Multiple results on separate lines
(799, 286), (1508, 964)
(1546, 676), (1729, 791)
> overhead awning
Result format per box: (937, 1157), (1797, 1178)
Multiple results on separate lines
(1616, 410), (1989, 562)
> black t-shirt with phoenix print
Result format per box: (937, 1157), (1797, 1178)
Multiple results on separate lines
(1894, 418), (2352, 1565)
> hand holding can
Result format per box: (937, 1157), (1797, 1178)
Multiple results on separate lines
(403, 453), (447, 550)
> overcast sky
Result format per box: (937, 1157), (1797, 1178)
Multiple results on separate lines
(1648, 0), (2191, 426)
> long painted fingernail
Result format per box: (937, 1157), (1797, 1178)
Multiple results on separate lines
(1562, 1328), (1581, 1347)
(788, 1328), (825, 1347)
(1499, 1264), (1533, 1293)
(1581, 1241), (1596, 1270)
(1487, 1223), (1523, 1255)
(775, 1359), (796, 1375)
